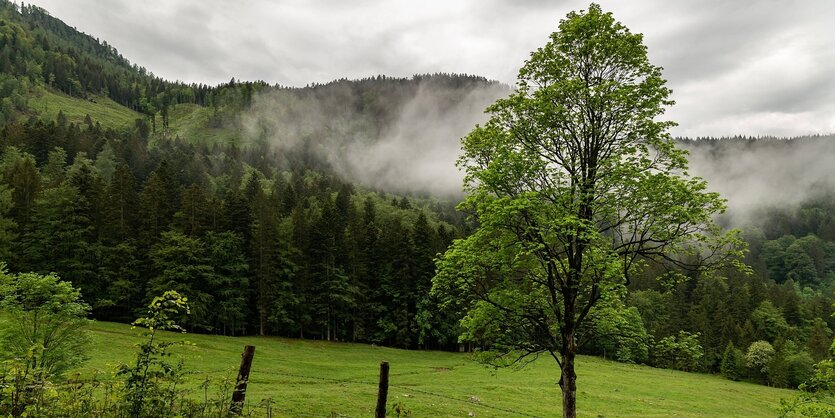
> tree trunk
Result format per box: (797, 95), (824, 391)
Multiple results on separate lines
(560, 306), (579, 418)
(560, 349), (577, 418)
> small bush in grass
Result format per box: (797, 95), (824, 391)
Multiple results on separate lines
(653, 331), (703, 372)
(0, 265), (91, 417)
(117, 290), (191, 417)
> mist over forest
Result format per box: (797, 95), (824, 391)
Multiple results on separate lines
(242, 75), (508, 196)
(243, 78), (835, 224)
(3, 1), (835, 416)
(684, 136), (835, 226)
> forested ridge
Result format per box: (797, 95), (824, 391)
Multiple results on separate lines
(0, 0), (269, 127)
(0, 0), (483, 349)
(0, 112), (474, 347)
(1, 0), (835, 393)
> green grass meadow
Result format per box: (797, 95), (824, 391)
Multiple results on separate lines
(26, 89), (245, 146)
(75, 321), (795, 417)
(28, 88), (141, 129)
(158, 103), (244, 146)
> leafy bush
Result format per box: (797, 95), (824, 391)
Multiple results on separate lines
(779, 359), (835, 417)
(0, 266), (91, 417)
(587, 304), (650, 364)
(0, 282), (268, 417)
(786, 350), (815, 388)
(746, 340), (775, 375)
(117, 290), (191, 417)
(653, 331), (703, 372)
(0, 267), (91, 377)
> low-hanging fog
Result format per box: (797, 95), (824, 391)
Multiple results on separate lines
(242, 76), (508, 197)
(682, 136), (835, 226)
(242, 76), (834, 228)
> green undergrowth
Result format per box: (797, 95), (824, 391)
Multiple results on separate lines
(74, 321), (795, 417)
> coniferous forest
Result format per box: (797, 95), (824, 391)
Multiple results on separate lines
(2, 0), (835, 398)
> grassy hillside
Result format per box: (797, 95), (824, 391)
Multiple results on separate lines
(159, 103), (243, 146)
(27, 87), (141, 129)
(77, 321), (794, 417)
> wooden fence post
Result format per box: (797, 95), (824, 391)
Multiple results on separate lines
(230, 345), (256, 415)
(375, 361), (390, 418)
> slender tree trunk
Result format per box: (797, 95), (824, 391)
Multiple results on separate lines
(560, 280), (579, 418)
(327, 307), (331, 341)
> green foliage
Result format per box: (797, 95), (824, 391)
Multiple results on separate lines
(785, 242), (819, 285)
(785, 350), (815, 388)
(148, 231), (214, 330)
(0, 182), (15, 259)
(780, 359), (835, 417)
(751, 301), (791, 342)
(746, 340), (776, 377)
(117, 290), (190, 418)
(653, 331), (704, 372)
(0, 355), (50, 418)
(0, 266), (90, 377)
(721, 342), (746, 381)
(780, 308), (835, 415)
(760, 232), (835, 287)
(806, 317), (833, 362)
(205, 231), (250, 335)
(0, 266), (90, 417)
(434, 5), (744, 416)
(586, 292), (650, 364)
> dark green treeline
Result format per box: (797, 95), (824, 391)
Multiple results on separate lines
(0, 116), (464, 349)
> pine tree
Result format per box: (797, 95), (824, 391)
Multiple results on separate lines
(721, 342), (745, 381)
(104, 164), (139, 242)
(206, 231), (249, 335)
(147, 231), (214, 331)
(175, 183), (210, 236)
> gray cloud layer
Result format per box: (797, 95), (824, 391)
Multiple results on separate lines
(682, 137), (835, 226)
(29, 0), (835, 138)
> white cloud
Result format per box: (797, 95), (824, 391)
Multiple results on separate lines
(27, 0), (835, 137)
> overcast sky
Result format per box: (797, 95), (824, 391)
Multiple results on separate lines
(27, 0), (835, 137)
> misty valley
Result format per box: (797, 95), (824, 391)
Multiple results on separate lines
(1, 1), (835, 417)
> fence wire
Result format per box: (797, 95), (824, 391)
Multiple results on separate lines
(255, 369), (542, 417)
(4, 365), (542, 417)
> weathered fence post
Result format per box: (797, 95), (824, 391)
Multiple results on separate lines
(375, 361), (390, 418)
(230, 345), (256, 415)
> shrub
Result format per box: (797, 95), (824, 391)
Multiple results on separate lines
(117, 290), (190, 418)
(746, 340), (775, 375)
(653, 331), (703, 372)
(786, 350), (815, 388)
(588, 305), (650, 364)
(0, 266), (91, 417)
(0, 267), (91, 377)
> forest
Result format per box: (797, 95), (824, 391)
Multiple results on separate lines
(1, 0), (835, 406)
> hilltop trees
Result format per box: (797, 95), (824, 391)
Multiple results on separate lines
(433, 4), (744, 416)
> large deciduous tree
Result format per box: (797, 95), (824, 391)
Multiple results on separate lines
(432, 4), (745, 417)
